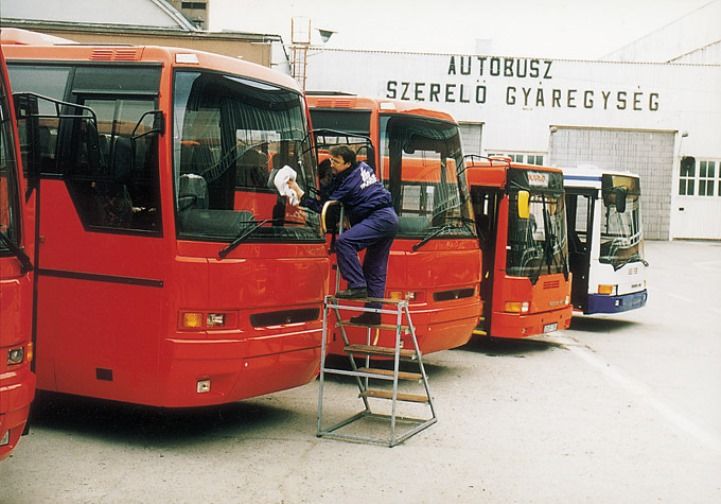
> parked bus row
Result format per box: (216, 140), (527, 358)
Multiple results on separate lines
(0, 31), (648, 459)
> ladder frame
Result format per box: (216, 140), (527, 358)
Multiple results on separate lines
(317, 295), (437, 447)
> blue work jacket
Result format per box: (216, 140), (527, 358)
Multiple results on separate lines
(306, 161), (393, 225)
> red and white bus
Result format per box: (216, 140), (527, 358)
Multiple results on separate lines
(466, 157), (572, 339)
(308, 94), (481, 354)
(2, 39), (329, 407)
(0, 46), (35, 459)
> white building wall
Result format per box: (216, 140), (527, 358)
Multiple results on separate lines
(305, 48), (721, 239)
(306, 49), (720, 155)
(603, 0), (721, 63)
(671, 40), (721, 64)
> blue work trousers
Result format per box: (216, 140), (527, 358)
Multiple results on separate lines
(335, 207), (399, 304)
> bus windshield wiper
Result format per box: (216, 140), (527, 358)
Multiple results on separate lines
(615, 253), (649, 270)
(0, 230), (33, 273)
(218, 218), (272, 259)
(412, 223), (464, 251)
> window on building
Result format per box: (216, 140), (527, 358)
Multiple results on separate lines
(526, 154), (544, 166)
(488, 152), (544, 165)
(679, 156), (695, 195)
(182, 2), (206, 9)
(698, 160), (716, 196)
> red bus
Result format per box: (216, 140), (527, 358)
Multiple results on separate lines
(0, 46), (35, 459)
(308, 94), (481, 354)
(466, 157), (572, 339)
(2, 40), (329, 407)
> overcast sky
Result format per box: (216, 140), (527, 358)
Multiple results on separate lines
(210, 0), (711, 59)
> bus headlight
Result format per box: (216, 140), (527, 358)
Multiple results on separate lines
(597, 284), (615, 295)
(388, 290), (424, 302)
(505, 301), (529, 313)
(180, 311), (235, 330)
(181, 312), (204, 329)
(206, 313), (225, 328)
(7, 347), (24, 365)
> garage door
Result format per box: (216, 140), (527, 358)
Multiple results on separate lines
(459, 122), (484, 156)
(549, 126), (675, 240)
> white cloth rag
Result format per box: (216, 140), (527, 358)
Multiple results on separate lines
(270, 165), (300, 206)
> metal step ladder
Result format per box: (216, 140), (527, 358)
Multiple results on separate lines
(316, 294), (437, 447)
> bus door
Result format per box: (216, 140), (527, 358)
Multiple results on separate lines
(11, 64), (165, 401)
(565, 188), (596, 311)
(470, 186), (500, 325)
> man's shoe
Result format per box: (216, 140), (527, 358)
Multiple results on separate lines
(334, 287), (368, 299)
(349, 312), (381, 326)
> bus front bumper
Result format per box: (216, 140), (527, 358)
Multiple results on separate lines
(0, 370), (35, 460)
(586, 290), (648, 314)
(490, 306), (573, 339)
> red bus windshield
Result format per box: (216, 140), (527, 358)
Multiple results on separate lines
(0, 76), (20, 251)
(506, 170), (568, 280)
(380, 115), (475, 240)
(173, 71), (321, 243)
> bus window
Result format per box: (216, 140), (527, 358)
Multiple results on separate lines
(379, 115), (474, 238)
(471, 188), (498, 248)
(173, 71), (320, 243)
(8, 65), (72, 175)
(507, 190), (567, 280)
(600, 175), (643, 268)
(66, 97), (161, 231)
(0, 84), (20, 249)
(8, 64), (163, 231)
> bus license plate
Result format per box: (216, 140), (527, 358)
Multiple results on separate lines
(543, 322), (558, 333)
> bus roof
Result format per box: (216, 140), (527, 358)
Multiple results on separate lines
(306, 93), (457, 124)
(563, 165), (640, 189)
(464, 158), (563, 189)
(0, 41), (301, 93)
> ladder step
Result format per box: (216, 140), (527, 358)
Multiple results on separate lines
(357, 367), (423, 381)
(330, 295), (408, 305)
(339, 320), (410, 332)
(360, 389), (429, 403)
(344, 344), (417, 360)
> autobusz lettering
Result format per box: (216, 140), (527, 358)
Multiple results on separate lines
(447, 56), (553, 79)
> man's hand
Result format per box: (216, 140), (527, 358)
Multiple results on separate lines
(287, 180), (304, 205)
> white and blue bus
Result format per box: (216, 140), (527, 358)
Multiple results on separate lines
(563, 166), (648, 314)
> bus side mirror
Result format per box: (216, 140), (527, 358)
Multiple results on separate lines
(13, 93), (41, 178)
(131, 110), (164, 140)
(517, 190), (530, 219)
(614, 187), (627, 213)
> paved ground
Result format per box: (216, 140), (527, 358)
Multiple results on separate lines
(1, 240), (720, 504)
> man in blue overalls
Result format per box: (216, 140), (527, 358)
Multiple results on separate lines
(289, 145), (398, 324)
